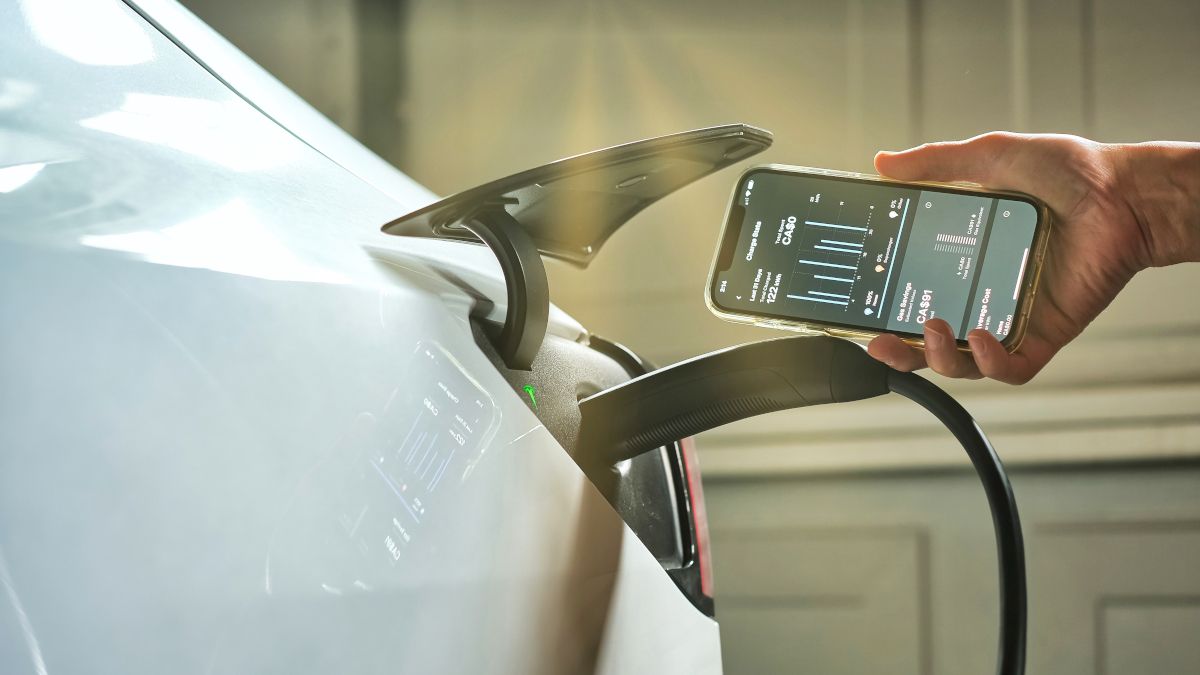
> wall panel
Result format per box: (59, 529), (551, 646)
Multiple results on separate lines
(707, 467), (1200, 674)
(714, 528), (929, 674)
(1102, 600), (1200, 674)
(1092, 0), (1200, 141)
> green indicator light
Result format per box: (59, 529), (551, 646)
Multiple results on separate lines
(522, 384), (538, 410)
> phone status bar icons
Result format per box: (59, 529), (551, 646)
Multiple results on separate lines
(743, 178), (756, 206)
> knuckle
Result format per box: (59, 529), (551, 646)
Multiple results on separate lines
(968, 131), (1023, 158)
(904, 355), (929, 372)
(995, 368), (1031, 385)
(975, 131), (1017, 147)
(920, 140), (956, 154)
(977, 361), (1002, 380)
(950, 363), (975, 379)
(928, 362), (952, 377)
(929, 355), (965, 379)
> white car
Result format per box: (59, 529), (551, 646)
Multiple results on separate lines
(0, 1), (767, 672)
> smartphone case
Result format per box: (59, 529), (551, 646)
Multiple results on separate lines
(705, 164), (1054, 353)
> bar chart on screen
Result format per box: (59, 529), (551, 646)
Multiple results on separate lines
(785, 204), (880, 312)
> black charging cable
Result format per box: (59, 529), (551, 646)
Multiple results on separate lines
(887, 369), (1026, 675)
(579, 335), (1025, 675)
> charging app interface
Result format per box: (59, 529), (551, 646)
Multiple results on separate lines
(712, 170), (1039, 340)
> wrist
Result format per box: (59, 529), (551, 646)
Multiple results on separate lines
(1112, 141), (1200, 267)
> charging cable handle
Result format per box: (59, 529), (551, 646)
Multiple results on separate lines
(578, 335), (1025, 675)
(578, 336), (891, 462)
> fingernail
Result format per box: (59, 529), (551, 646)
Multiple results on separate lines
(968, 334), (988, 358)
(924, 328), (942, 350)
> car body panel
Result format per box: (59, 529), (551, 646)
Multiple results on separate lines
(124, 0), (438, 209)
(0, 0), (721, 672)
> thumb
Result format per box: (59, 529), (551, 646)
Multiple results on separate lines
(874, 132), (1017, 185)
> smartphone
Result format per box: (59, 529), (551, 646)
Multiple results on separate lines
(706, 165), (1052, 351)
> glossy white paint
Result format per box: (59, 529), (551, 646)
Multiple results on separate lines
(0, 0), (721, 672)
(123, 0), (435, 208)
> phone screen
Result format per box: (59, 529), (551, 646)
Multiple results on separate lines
(710, 168), (1043, 342)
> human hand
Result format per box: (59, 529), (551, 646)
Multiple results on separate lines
(866, 132), (1171, 384)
